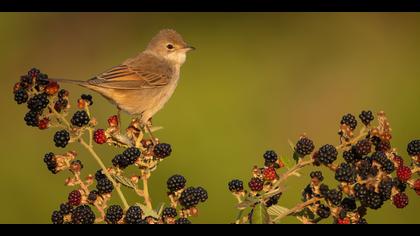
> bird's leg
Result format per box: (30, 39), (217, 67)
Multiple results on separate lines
(145, 118), (157, 146)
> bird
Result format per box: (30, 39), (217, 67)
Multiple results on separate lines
(52, 29), (195, 136)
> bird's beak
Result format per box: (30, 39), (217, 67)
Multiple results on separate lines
(185, 45), (196, 51)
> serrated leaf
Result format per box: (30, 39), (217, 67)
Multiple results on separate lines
(112, 174), (137, 189)
(135, 203), (159, 218)
(267, 205), (290, 216)
(250, 204), (269, 224)
(280, 156), (294, 169)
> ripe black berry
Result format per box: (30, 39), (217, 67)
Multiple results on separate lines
(372, 151), (387, 165)
(195, 187), (208, 202)
(14, 89), (28, 104)
(375, 140), (391, 152)
(24, 110), (40, 127)
(316, 204), (331, 218)
(96, 178), (114, 195)
(87, 190), (99, 203)
(228, 179), (244, 193)
(335, 163), (356, 183)
(95, 169), (107, 181)
(51, 210), (64, 224)
(341, 114), (357, 130)
(81, 94), (93, 105)
(341, 198), (357, 212)
(53, 130), (70, 148)
(359, 110), (374, 126)
(295, 138), (315, 157)
(105, 205), (124, 224)
(365, 190), (383, 210)
(354, 139), (372, 156)
(112, 154), (130, 169)
(265, 193), (282, 207)
(71, 205), (96, 224)
(35, 73), (49, 86)
(319, 184), (330, 198)
(302, 184), (314, 201)
(124, 206), (143, 224)
(71, 110), (90, 127)
(381, 159), (395, 174)
(357, 218), (368, 224)
(248, 177), (264, 192)
(317, 144), (338, 165)
(153, 143), (172, 158)
(43, 152), (58, 174)
(162, 207), (177, 219)
(326, 189), (342, 206)
(343, 149), (358, 164)
(175, 218), (191, 224)
(59, 203), (73, 215)
(407, 140), (420, 156)
(379, 179), (393, 201)
(167, 174), (187, 193)
(263, 150), (278, 164)
(27, 93), (49, 112)
(179, 187), (200, 209)
(393, 178), (407, 192)
(310, 171), (324, 181)
(354, 183), (368, 202)
(123, 147), (141, 164)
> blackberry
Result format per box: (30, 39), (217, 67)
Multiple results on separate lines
(343, 149), (358, 164)
(317, 144), (338, 165)
(81, 94), (93, 105)
(228, 179), (244, 193)
(263, 150), (278, 165)
(381, 159), (395, 174)
(366, 190), (383, 210)
(393, 192), (409, 209)
(393, 178), (407, 192)
(341, 198), (357, 212)
(354, 184), (368, 202)
(359, 110), (374, 126)
(356, 159), (372, 180)
(35, 73), (49, 86)
(43, 152), (58, 174)
(123, 147), (141, 164)
(26, 68), (39, 79)
(175, 218), (191, 224)
(354, 139), (372, 156)
(51, 210), (64, 224)
(105, 205), (124, 224)
(59, 203), (73, 215)
(335, 163), (356, 183)
(316, 204), (331, 218)
(87, 190), (99, 203)
(95, 169), (107, 181)
(375, 140), (391, 152)
(162, 207), (177, 219)
(167, 174), (187, 193)
(341, 113), (357, 130)
(393, 155), (404, 168)
(54, 98), (68, 112)
(357, 218), (368, 224)
(53, 130), (70, 148)
(407, 140), (420, 156)
(24, 110), (39, 127)
(319, 184), (330, 197)
(112, 154), (130, 169)
(153, 143), (172, 158)
(195, 187), (208, 203)
(124, 206), (143, 224)
(302, 184), (314, 201)
(27, 93), (49, 112)
(248, 177), (264, 192)
(71, 205), (95, 224)
(58, 89), (69, 98)
(372, 151), (388, 166)
(357, 206), (367, 217)
(179, 187), (200, 209)
(397, 166), (412, 182)
(265, 193), (282, 207)
(71, 110), (90, 127)
(310, 171), (324, 181)
(326, 189), (342, 206)
(97, 178), (114, 194)
(14, 89), (28, 104)
(68, 190), (82, 206)
(295, 137), (315, 157)
(378, 179), (393, 201)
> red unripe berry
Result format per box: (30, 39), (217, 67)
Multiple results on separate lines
(337, 218), (351, 224)
(38, 118), (49, 130)
(414, 179), (420, 196)
(263, 167), (278, 181)
(108, 115), (119, 127)
(397, 166), (412, 182)
(68, 190), (82, 206)
(45, 81), (60, 95)
(393, 192), (409, 209)
(93, 129), (107, 144)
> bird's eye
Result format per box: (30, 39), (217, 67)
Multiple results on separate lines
(166, 44), (174, 49)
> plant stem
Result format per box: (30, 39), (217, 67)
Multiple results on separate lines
(272, 197), (321, 222)
(80, 139), (129, 210)
(141, 170), (153, 209)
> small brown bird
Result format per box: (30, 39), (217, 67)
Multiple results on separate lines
(54, 29), (195, 131)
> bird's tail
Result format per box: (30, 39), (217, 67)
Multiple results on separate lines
(49, 78), (88, 87)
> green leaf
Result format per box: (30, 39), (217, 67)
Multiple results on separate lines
(280, 155), (294, 169)
(135, 203), (159, 218)
(292, 151), (300, 164)
(237, 197), (259, 209)
(112, 174), (137, 189)
(156, 203), (166, 216)
(250, 204), (269, 224)
(267, 205), (290, 216)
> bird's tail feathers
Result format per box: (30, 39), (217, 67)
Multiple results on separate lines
(49, 78), (87, 87)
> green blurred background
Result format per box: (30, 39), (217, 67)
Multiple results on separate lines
(1, 13), (420, 224)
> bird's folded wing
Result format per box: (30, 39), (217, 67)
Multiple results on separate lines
(87, 64), (171, 90)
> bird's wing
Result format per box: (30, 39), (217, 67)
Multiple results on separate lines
(87, 54), (172, 90)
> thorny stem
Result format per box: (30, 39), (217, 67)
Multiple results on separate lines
(272, 197), (321, 223)
(141, 170), (153, 209)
